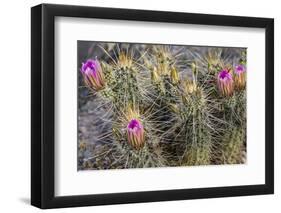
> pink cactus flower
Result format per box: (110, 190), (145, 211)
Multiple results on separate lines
(80, 58), (105, 91)
(217, 69), (234, 96)
(234, 64), (246, 90)
(127, 119), (145, 149)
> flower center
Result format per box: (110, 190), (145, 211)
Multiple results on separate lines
(82, 60), (98, 77)
(235, 65), (246, 74)
(219, 70), (229, 80)
(127, 119), (141, 130)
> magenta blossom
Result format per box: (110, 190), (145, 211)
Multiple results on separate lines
(80, 58), (105, 91)
(234, 64), (246, 74)
(127, 118), (145, 149)
(234, 64), (246, 90)
(217, 69), (234, 96)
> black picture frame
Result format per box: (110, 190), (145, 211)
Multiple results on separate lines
(31, 3), (274, 209)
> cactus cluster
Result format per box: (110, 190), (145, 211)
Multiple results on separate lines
(78, 42), (247, 170)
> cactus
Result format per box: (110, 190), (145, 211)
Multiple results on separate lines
(220, 127), (246, 164)
(78, 42), (247, 170)
(170, 66), (216, 166)
(180, 85), (214, 166)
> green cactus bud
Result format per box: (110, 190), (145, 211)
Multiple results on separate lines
(170, 66), (179, 84)
(151, 67), (160, 82)
(191, 62), (197, 74)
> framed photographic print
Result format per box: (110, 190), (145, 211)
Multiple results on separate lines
(31, 4), (274, 209)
